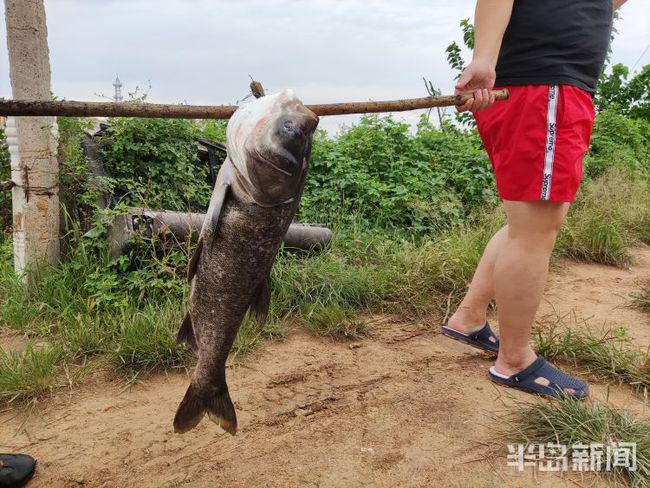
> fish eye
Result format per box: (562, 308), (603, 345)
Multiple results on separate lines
(283, 120), (297, 133)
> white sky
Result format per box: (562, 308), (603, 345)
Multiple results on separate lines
(1, 0), (649, 133)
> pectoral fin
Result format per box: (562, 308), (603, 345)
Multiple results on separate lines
(176, 313), (197, 351)
(248, 274), (272, 326)
(187, 174), (231, 283)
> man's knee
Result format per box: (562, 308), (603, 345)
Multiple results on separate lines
(505, 201), (569, 248)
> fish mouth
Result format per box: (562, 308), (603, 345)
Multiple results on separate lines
(249, 149), (295, 177)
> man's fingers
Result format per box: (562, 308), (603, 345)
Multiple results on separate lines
(455, 69), (473, 91)
(457, 99), (473, 113)
(472, 88), (494, 113)
(481, 88), (490, 110)
(470, 89), (484, 112)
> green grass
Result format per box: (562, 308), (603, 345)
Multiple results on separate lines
(510, 399), (649, 487)
(0, 344), (63, 403)
(299, 302), (369, 339)
(556, 171), (650, 266)
(535, 325), (650, 393)
(110, 301), (190, 371)
(633, 281), (650, 313)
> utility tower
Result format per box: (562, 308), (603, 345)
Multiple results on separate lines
(113, 75), (123, 102)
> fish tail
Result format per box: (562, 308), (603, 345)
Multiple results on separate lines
(173, 383), (237, 435)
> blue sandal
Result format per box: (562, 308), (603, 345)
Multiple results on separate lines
(441, 322), (500, 354)
(488, 356), (588, 399)
(0, 454), (36, 488)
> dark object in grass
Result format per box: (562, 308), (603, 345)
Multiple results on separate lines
(173, 91), (319, 435)
(0, 454), (36, 488)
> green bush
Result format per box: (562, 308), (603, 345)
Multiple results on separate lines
(100, 118), (211, 211)
(585, 109), (650, 178)
(0, 128), (10, 231)
(596, 63), (650, 120)
(299, 115), (497, 233)
(57, 117), (116, 229)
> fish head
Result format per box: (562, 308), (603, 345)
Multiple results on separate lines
(227, 89), (319, 207)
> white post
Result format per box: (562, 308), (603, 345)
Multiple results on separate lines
(5, 0), (59, 276)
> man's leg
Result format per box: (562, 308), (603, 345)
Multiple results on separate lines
(493, 201), (568, 375)
(446, 225), (508, 334)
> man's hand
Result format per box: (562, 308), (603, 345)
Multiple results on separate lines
(455, 0), (514, 113)
(455, 58), (496, 113)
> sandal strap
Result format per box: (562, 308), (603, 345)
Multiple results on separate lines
(509, 356), (547, 383)
(471, 323), (498, 342)
(510, 356), (587, 392)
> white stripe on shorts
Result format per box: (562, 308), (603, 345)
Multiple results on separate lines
(541, 85), (559, 201)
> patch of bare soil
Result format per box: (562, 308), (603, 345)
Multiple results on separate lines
(1, 247), (649, 488)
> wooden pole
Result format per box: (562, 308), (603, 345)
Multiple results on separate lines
(5, 0), (60, 277)
(0, 90), (509, 120)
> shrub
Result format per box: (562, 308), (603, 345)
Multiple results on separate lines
(0, 128), (10, 231)
(100, 117), (211, 211)
(585, 109), (650, 178)
(299, 115), (498, 234)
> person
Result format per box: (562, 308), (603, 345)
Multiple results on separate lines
(0, 454), (36, 487)
(441, 0), (628, 398)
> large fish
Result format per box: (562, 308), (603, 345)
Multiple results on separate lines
(174, 90), (319, 435)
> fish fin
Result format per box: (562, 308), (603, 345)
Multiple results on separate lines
(187, 237), (203, 283)
(248, 274), (272, 326)
(174, 383), (237, 435)
(176, 313), (197, 351)
(206, 181), (231, 250)
(206, 387), (238, 435)
(187, 180), (231, 282)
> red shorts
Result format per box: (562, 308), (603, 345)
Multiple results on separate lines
(474, 85), (595, 202)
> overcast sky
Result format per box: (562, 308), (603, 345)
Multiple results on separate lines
(1, 0), (649, 133)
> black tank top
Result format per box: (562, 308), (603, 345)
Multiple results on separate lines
(495, 0), (613, 93)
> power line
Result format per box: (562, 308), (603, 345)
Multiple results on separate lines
(631, 43), (650, 72)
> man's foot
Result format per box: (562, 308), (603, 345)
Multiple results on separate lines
(446, 308), (487, 336)
(0, 454), (36, 488)
(489, 356), (588, 399)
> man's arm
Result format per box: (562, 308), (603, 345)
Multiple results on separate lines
(456, 0), (514, 112)
(613, 0), (628, 10)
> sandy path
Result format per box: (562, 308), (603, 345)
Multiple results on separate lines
(1, 247), (648, 488)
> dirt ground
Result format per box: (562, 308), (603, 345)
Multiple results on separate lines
(1, 247), (649, 488)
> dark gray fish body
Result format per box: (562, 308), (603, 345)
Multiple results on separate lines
(174, 90), (318, 435)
